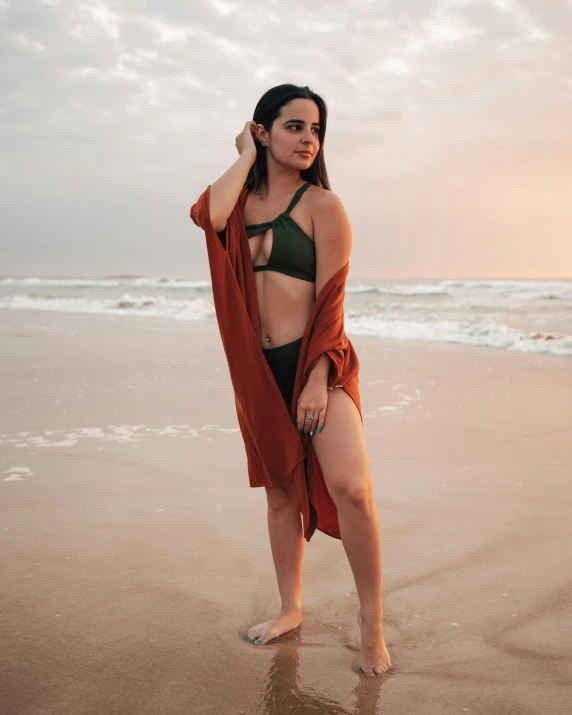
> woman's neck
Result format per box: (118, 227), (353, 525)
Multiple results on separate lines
(260, 174), (304, 201)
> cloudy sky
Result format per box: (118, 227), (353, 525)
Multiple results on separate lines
(1, 0), (571, 280)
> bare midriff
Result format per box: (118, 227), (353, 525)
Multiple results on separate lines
(253, 270), (315, 349)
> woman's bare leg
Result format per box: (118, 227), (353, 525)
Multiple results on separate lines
(311, 388), (392, 676)
(247, 477), (304, 645)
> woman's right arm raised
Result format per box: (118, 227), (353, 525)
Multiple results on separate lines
(208, 121), (258, 233)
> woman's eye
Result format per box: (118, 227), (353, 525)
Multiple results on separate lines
(290, 126), (320, 133)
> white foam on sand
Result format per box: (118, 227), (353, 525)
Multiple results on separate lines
(361, 380), (424, 419)
(2, 466), (33, 481)
(0, 294), (216, 322)
(345, 315), (572, 358)
(0, 424), (241, 451)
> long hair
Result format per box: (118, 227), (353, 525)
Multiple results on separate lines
(244, 84), (331, 194)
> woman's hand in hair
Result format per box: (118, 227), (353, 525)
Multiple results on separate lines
(235, 121), (258, 163)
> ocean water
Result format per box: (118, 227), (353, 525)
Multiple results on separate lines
(1, 275), (571, 358)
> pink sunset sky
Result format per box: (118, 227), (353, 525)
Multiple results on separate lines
(1, 0), (571, 279)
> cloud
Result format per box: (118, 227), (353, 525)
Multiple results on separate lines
(0, 0), (571, 277)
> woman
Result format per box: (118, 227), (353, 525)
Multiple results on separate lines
(191, 84), (391, 677)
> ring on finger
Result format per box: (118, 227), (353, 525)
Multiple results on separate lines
(306, 413), (316, 436)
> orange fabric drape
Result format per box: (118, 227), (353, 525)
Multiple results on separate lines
(190, 184), (362, 541)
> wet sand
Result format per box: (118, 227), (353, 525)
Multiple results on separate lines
(1, 310), (571, 715)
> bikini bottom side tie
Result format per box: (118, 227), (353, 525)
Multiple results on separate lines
(262, 336), (304, 410)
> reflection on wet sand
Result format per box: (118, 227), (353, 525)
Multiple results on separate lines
(250, 627), (388, 715)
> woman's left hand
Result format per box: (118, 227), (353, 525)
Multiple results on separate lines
(296, 378), (328, 436)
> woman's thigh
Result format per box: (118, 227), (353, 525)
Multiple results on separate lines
(310, 387), (372, 501)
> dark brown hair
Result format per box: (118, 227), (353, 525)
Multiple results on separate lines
(244, 84), (331, 194)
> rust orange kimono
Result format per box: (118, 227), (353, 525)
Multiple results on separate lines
(190, 183), (362, 542)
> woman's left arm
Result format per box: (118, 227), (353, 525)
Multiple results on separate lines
(306, 191), (353, 384)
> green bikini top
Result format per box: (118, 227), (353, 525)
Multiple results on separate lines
(245, 182), (316, 283)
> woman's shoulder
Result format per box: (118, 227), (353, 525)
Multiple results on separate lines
(306, 183), (344, 209)
(306, 184), (347, 223)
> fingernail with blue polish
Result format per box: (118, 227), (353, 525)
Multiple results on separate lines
(254, 638), (261, 645)
(318, 427), (323, 433)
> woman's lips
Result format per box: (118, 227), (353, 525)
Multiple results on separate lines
(297, 151), (312, 157)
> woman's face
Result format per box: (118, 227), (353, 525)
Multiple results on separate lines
(258, 98), (321, 169)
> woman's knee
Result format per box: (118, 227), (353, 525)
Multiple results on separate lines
(265, 480), (298, 511)
(329, 478), (374, 512)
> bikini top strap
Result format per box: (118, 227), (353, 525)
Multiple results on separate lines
(284, 182), (311, 215)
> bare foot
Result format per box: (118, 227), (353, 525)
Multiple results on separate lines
(246, 607), (302, 645)
(356, 608), (392, 676)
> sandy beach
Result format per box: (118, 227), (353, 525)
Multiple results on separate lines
(1, 309), (571, 715)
